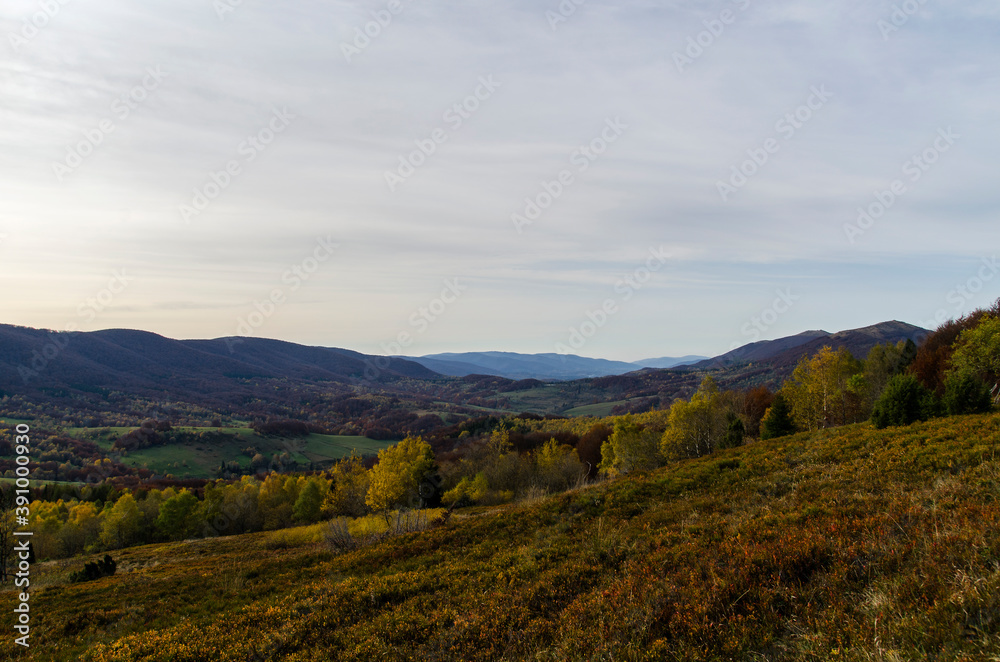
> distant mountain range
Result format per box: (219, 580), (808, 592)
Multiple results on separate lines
(0, 321), (929, 425)
(633, 355), (708, 370)
(405, 352), (708, 381)
(399, 322), (925, 381)
(0, 325), (435, 405)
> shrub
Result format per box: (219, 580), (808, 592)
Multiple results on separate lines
(442, 473), (489, 506)
(69, 554), (116, 583)
(388, 509), (429, 535)
(943, 371), (994, 416)
(722, 413), (746, 449)
(870, 374), (931, 429)
(323, 518), (358, 554)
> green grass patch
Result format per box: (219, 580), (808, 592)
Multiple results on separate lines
(59, 427), (393, 479)
(563, 400), (628, 417)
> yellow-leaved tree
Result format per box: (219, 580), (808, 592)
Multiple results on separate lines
(783, 346), (863, 430)
(324, 452), (370, 517)
(366, 436), (436, 522)
(598, 415), (661, 477)
(660, 376), (728, 459)
(99, 492), (142, 550)
(534, 437), (585, 491)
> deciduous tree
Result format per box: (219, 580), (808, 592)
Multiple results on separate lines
(366, 436), (436, 520)
(951, 315), (1000, 402)
(600, 415), (660, 476)
(155, 490), (199, 540)
(661, 377), (728, 459)
(534, 438), (585, 491)
(100, 493), (142, 550)
(784, 346), (863, 430)
(325, 453), (370, 517)
(294, 477), (325, 523)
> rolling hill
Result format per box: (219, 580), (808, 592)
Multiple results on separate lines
(0, 320), (930, 426)
(10, 412), (1000, 660)
(408, 322), (925, 383)
(0, 324), (439, 406)
(688, 321), (927, 373)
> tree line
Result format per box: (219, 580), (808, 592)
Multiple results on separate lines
(5, 301), (997, 564)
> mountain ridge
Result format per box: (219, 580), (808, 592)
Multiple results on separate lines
(688, 320), (927, 373)
(0, 320), (930, 424)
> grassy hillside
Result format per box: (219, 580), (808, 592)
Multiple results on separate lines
(61, 427), (391, 479)
(6, 414), (1000, 660)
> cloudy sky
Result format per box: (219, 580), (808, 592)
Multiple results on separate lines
(1, 0), (998, 362)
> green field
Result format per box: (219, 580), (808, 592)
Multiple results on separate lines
(497, 384), (598, 415)
(562, 400), (628, 417)
(6, 413), (1000, 660)
(0, 418), (35, 428)
(59, 427), (392, 479)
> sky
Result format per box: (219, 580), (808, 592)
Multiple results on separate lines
(1, 0), (998, 362)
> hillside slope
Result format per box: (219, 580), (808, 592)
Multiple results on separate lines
(690, 321), (927, 374)
(0, 324), (440, 410)
(10, 414), (1000, 661)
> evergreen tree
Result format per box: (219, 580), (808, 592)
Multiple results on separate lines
(760, 394), (797, 440)
(871, 374), (931, 429)
(722, 413), (746, 449)
(943, 371), (993, 415)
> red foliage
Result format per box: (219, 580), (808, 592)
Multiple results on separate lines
(910, 298), (1000, 394)
(577, 423), (612, 477)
